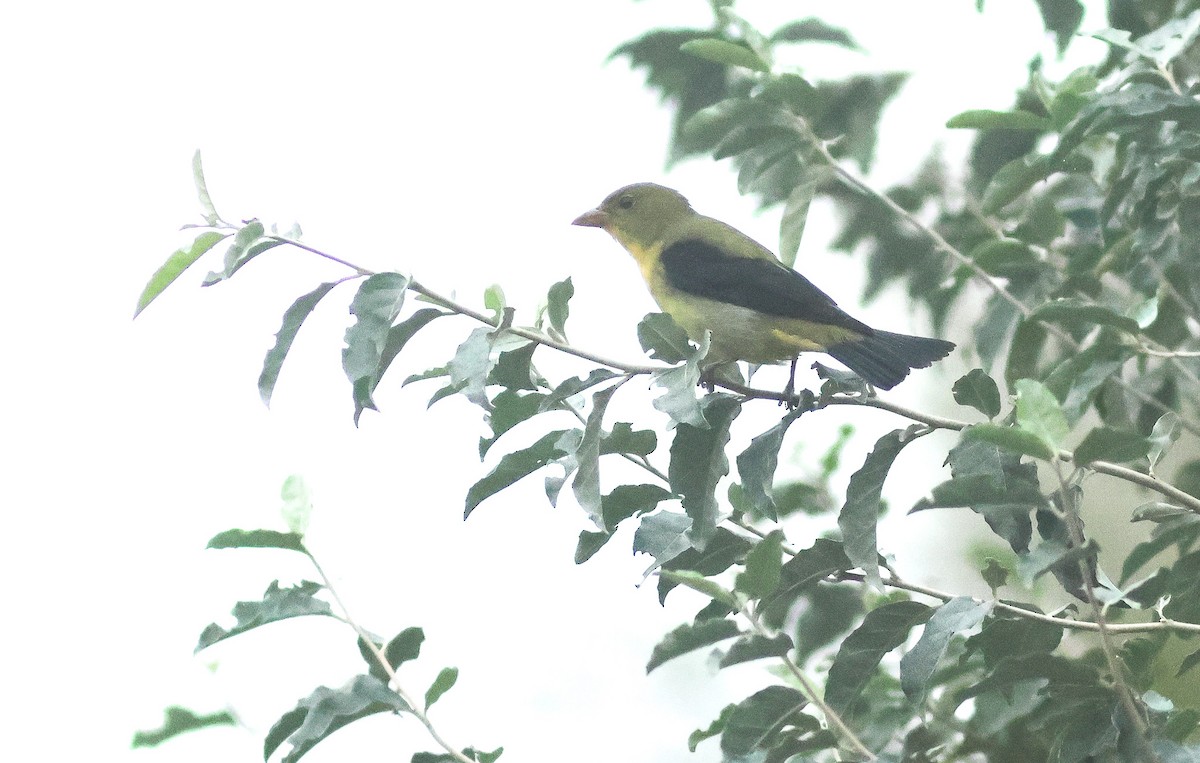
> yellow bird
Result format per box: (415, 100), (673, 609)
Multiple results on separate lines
(572, 183), (954, 392)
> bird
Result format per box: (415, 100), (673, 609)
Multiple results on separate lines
(571, 182), (954, 396)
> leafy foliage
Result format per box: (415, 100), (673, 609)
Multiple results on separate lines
(137, 2), (1200, 761)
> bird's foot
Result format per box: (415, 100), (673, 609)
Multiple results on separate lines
(780, 357), (800, 409)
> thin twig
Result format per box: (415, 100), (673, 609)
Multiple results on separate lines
(307, 554), (477, 763)
(1048, 460), (1158, 761)
(739, 599), (878, 760)
(811, 138), (1200, 439)
(833, 569), (1200, 635)
(725, 518), (1200, 636)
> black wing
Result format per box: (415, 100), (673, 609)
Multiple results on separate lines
(660, 238), (873, 335)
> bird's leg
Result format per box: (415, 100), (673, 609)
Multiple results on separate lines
(781, 356), (799, 408)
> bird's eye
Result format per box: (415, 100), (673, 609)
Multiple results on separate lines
(617, 194), (635, 210)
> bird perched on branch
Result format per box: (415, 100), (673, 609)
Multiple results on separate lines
(572, 182), (954, 395)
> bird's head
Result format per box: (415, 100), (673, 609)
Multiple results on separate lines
(572, 183), (693, 251)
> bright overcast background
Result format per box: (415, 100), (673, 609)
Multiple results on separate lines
(2, 2), (1106, 762)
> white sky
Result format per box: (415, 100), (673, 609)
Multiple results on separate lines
(1, 2), (1107, 762)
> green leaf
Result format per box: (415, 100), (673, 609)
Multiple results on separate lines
(572, 385), (619, 527)
(447, 327), (496, 408)
(259, 281), (342, 407)
(1030, 298), (1141, 335)
(658, 569), (739, 608)
(839, 429), (912, 587)
(1042, 342), (1129, 425)
(650, 363), (706, 427)
(1072, 426), (1150, 464)
(134, 231), (228, 317)
(916, 436), (1046, 554)
(1015, 378), (1069, 452)
(965, 615), (1063, 668)
(669, 395), (741, 545)
(196, 581), (332, 652)
(386, 626), (423, 663)
(131, 706), (236, 748)
(1111, 11), (1200, 65)
(358, 628), (423, 682)
(464, 429), (574, 518)
(646, 618), (742, 673)
(1016, 539), (1097, 587)
(602, 484), (672, 530)
(1130, 502), (1190, 522)
(720, 686), (811, 757)
(538, 369), (622, 412)
(689, 704), (734, 752)
(1120, 515), (1200, 584)
(659, 529), (752, 601)
(981, 558), (1009, 593)
(1149, 413), (1182, 471)
(735, 530), (783, 599)
(574, 530), (611, 564)
(600, 422), (657, 457)
(357, 307), (448, 419)
(981, 154), (1051, 214)
(545, 277), (573, 339)
(963, 424), (1055, 460)
(826, 600), (933, 716)
(953, 369), (1002, 418)
(403, 365), (449, 386)
(784, 586), (859, 668)
(206, 529), (308, 554)
(638, 312), (694, 363)
(736, 408), (806, 521)
(280, 475), (313, 535)
(718, 633), (794, 668)
(483, 284), (506, 323)
(899, 597), (991, 703)
(342, 273), (411, 411)
(479, 391), (546, 458)
(777, 164), (833, 267)
(946, 109), (1051, 130)
(1004, 318), (1048, 388)
(202, 221), (275, 285)
(488, 338), (539, 391)
(632, 511), (692, 570)
(191, 150), (220, 224)
(680, 38), (769, 73)
(1164, 548), (1200, 622)
(424, 667), (458, 709)
(769, 18), (859, 49)
(644, 319), (711, 427)
(264, 675), (408, 763)
(762, 538), (852, 627)
(964, 239), (1041, 278)
(958, 653), (1098, 702)
(1035, 0), (1084, 54)
(412, 749), (502, 763)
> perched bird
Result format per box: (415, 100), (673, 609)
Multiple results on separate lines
(572, 182), (954, 393)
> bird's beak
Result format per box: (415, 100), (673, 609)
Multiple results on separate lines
(572, 209), (609, 229)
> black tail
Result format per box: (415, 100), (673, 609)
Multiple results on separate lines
(826, 330), (954, 390)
